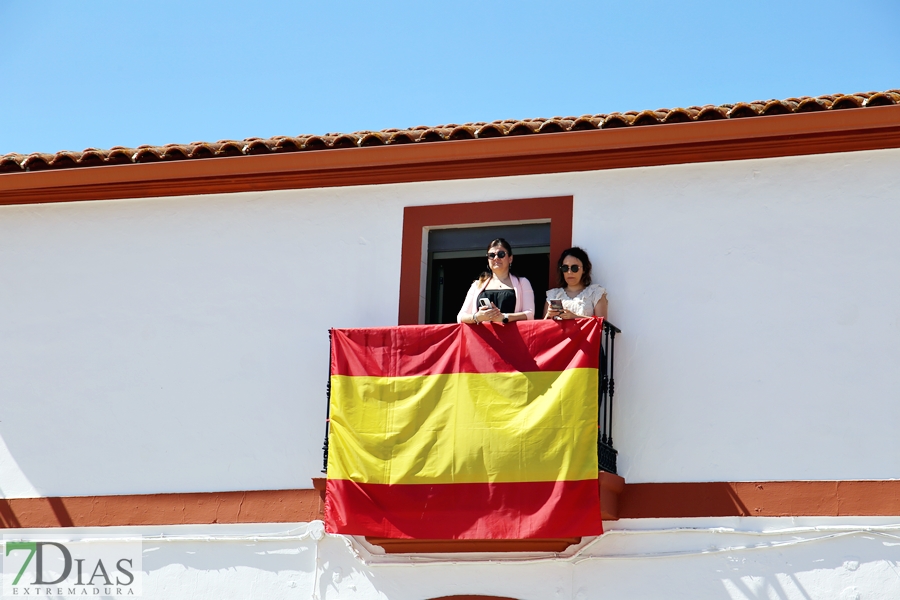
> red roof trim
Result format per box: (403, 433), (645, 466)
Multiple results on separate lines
(2, 90), (897, 175)
(1, 103), (899, 206)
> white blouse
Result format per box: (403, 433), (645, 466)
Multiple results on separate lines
(546, 284), (607, 317)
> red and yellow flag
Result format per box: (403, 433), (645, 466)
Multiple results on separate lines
(325, 318), (604, 539)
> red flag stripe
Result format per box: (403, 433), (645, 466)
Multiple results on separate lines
(325, 478), (603, 539)
(331, 318), (603, 377)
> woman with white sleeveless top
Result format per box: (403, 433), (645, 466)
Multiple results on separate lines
(544, 247), (608, 319)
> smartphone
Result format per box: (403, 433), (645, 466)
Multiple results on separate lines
(548, 299), (564, 311)
(478, 298), (491, 310)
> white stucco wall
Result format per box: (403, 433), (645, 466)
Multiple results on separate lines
(5, 518), (900, 600)
(1, 147), (898, 498)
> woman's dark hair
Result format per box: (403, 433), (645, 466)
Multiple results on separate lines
(557, 246), (592, 288)
(477, 238), (514, 284)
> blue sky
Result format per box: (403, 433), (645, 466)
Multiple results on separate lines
(1, 1), (897, 156)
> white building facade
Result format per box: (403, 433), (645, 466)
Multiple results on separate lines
(2, 93), (900, 599)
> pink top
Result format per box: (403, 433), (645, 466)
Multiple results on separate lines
(456, 274), (535, 323)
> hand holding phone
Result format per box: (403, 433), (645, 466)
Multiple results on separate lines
(479, 298), (491, 310)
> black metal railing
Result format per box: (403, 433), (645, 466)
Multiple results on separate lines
(598, 320), (620, 474)
(321, 329), (332, 473)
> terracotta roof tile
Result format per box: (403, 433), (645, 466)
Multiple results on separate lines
(760, 99), (795, 116)
(215, 141), (245, 157)
(3, 89), (898, 172)
(303, 136), (330, 151)
(329, 134), (357, 149)
(133, 147), (163, 163)
(102, 148), (131, 165)
(269, 136), (302, 153)
(242, 138), (274, 155)
(632, 110), (665, 126)
(538, 118), (572, 133)
(865, 91), (899, 107)
(570, 115), (603, 130)
(696, 105), (729, 121)
(21, 153), (55, 171)
(661, 108), (696, 123)
(506, 121), (537, 135)
(795, 97), (828, 112)
(447, 125), (477, 140)
(0, 154), (25, 173)
(831, 94), (865, 110)
(475, 123), (505, 138)
(387, 131), (417, 144)
(601, 112), (635, 128)
(78, 149), (108, 167)
(727, 102), (762, 119)
(161, 145), (190, 161)
(417, 129), (446, 142)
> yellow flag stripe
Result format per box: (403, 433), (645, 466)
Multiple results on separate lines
(328, 369), (598, 485)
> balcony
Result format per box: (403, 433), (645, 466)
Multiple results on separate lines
(320, 318), (623, 552)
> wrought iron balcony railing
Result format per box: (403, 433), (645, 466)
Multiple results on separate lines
(598, 319), (620, 474)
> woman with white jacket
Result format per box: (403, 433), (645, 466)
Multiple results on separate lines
(457, 238), (535, 325)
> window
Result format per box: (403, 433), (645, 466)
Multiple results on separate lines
(399, 197), (573, 325)
(426, 223), (550, 324)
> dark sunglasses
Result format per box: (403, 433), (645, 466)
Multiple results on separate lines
(487, 251), (508, 259)
(559, 264), (581, 273)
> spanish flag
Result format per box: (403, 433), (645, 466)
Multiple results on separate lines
(325, 318), (604, 539)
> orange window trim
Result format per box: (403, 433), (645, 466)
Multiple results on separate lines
(398, 197), (573, 325)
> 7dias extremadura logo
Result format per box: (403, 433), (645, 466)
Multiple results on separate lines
(3, 537), (142, 597)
